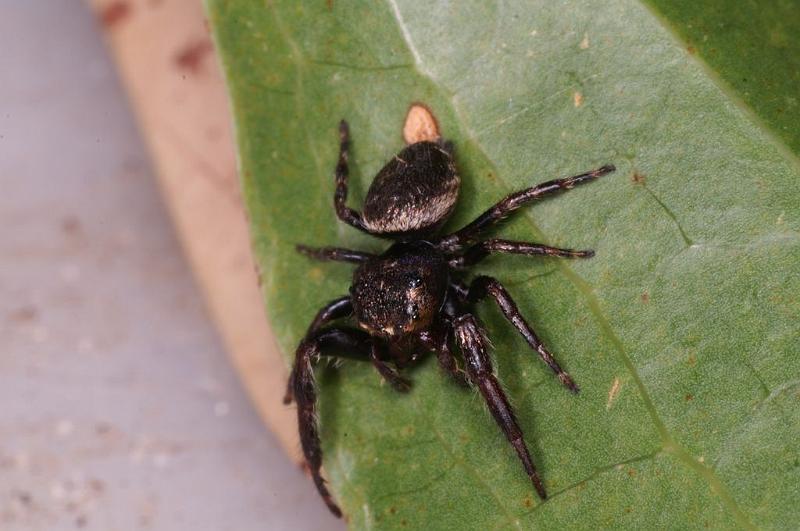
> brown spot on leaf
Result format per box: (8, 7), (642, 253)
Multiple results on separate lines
(640, 291), (649, 303)
(687, 353), (697, 367)
(403, 103), (440, 144)
(687, 45), (696, 55)
(627, 468), (636, 477)
(631, 171), (646, 184)
(573, 91), (584, 107)
(174, 39), (214, 75)
(100, 1), (130, 29)
(685, 393), (694, 401)
(523, 496), (533, 508)
(308, 267), (323, 281)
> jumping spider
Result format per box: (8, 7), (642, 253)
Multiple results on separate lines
(284, 105), (615, 517)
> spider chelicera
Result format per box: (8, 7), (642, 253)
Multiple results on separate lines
(283, 104), (615, 517)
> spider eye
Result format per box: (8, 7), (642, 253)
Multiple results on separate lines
(406, 303), (420, 320)
(407, 275), (423, 288)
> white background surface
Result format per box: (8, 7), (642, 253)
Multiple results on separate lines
(0, 2), (343, 529)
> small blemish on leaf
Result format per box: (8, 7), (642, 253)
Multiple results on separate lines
(631, 171), (646, 184)
(687, 45), (696, 55)
(573, 91), (584, 108)
(100, 1), (130, 29)
(687, 353), (697, 367)
(606, 377), (622, 410)
(523, 496), (533, 508)
(685, 393), (694, 401)
(640, 291), (650, 303)
(403, 103), (440, 144)
(174, 39), (214, 75)
(309, 267), (323, 281)
(579, 33), (589, 49)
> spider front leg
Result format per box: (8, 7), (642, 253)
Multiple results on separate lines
(288, 326), (410, 517)
(333, 120), (373, 235)
(284, 296), (352, 404)
(468, 276), (578, 393)
(452, 313), (547, 499)
(449, 238), (594, 268)
(438, 164), (615, 249)
(283, 296), (359, 518)
(287, 326), (409, 402)
(290, 332), (345, 517)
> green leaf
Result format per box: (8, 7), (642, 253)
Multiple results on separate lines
(207, 1), (800, 528)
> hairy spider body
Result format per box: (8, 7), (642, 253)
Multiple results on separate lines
(352, 241), (449, 338)
(362, 141), (459, 236)
(285, 108), (615, 517)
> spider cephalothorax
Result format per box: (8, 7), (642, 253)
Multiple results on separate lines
(283, 104), (615, 517)
(351, 240), (449, 337)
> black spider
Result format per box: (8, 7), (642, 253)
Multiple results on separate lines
(283, 105), (615, 517)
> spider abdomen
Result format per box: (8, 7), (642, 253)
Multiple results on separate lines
(361, 141), (460, 236)
(351, 241), (449, 337)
